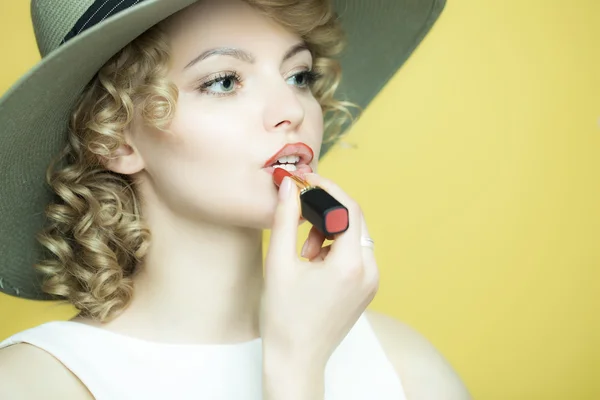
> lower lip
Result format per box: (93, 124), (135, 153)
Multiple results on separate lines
(263, 164), (313, 178)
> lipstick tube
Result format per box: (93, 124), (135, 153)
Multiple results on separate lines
(273, 169), (349, 236)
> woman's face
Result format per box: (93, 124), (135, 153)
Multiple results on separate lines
(128, 0), (324, 229)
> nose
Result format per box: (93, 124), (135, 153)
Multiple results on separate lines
(263, 79), (306, 134)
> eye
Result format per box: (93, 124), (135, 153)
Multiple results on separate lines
(196, 72), (242, 96)
(211, 77), (236, 93)
(287, 70), (321, 89)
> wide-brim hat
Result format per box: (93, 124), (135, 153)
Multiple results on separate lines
(0, 0), (446, 300)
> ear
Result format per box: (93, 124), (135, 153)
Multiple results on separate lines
(101, 142), (145, 175)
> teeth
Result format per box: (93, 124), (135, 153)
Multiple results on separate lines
(277, 155), (300, 164)
(273, 164), (298, 172)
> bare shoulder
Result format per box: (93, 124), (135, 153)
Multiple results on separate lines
(0, 343), (94, 399)
(365, 310), (472, 400)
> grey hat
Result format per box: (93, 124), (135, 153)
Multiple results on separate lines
(0, 0), (446, 299)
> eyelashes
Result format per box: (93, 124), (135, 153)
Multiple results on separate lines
(288, 69), (322, 88)
(196, 71), (242, 95)
(195, 69), (323, 97)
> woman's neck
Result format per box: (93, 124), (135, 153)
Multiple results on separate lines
(77, 205), (266, 345)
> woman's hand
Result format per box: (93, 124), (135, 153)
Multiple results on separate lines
(261, 173), (379, 398)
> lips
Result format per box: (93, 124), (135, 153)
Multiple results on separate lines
(263, 142), (314, 177)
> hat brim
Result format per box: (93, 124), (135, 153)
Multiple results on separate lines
(0, 0), (446, 300)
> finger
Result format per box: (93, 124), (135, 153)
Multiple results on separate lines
(359, 210), (373, 253)
(267, 177), (301, 264)
(357, 211), (379, 287)
(309, 244), (332, 262)
(301, 225), (326, 260)
(303, 173), (362, 261)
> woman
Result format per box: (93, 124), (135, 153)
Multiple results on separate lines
(0, 0), (470, 398)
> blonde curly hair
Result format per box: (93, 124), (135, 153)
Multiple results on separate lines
(35, 0), (358, 322)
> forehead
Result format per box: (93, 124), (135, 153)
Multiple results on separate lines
(162, 0), (303, 66)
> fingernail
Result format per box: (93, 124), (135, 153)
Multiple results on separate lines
(301, 240), (309, 258)
(279, 177), (292, 201)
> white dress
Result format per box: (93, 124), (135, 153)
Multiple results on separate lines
(0, 312), (406, 399)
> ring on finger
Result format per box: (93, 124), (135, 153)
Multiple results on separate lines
(360, 236), (375, 249)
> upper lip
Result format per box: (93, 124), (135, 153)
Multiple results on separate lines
(263, 142), (314, 167)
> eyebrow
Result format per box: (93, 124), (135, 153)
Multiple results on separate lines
(183, 42), (310, 70)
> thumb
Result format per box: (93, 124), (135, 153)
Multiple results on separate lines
(267, 176), (300, 264)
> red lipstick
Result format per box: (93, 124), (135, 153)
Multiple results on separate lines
(273, 169), (349, 236)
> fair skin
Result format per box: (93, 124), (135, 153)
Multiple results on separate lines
(0, 1), (470, 399)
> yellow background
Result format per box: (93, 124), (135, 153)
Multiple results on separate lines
(1, 1), (598, 399)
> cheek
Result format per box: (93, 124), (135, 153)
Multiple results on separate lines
(149, 98), (256, 177)
(136, 101), (261, 210)
(306, 96), (324, 132)
(308, 96), (324, 127)
(305, 98), (325, 161)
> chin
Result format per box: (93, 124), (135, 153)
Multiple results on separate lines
(221, 177), (308, 230)
(240, 204), (307, 231)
